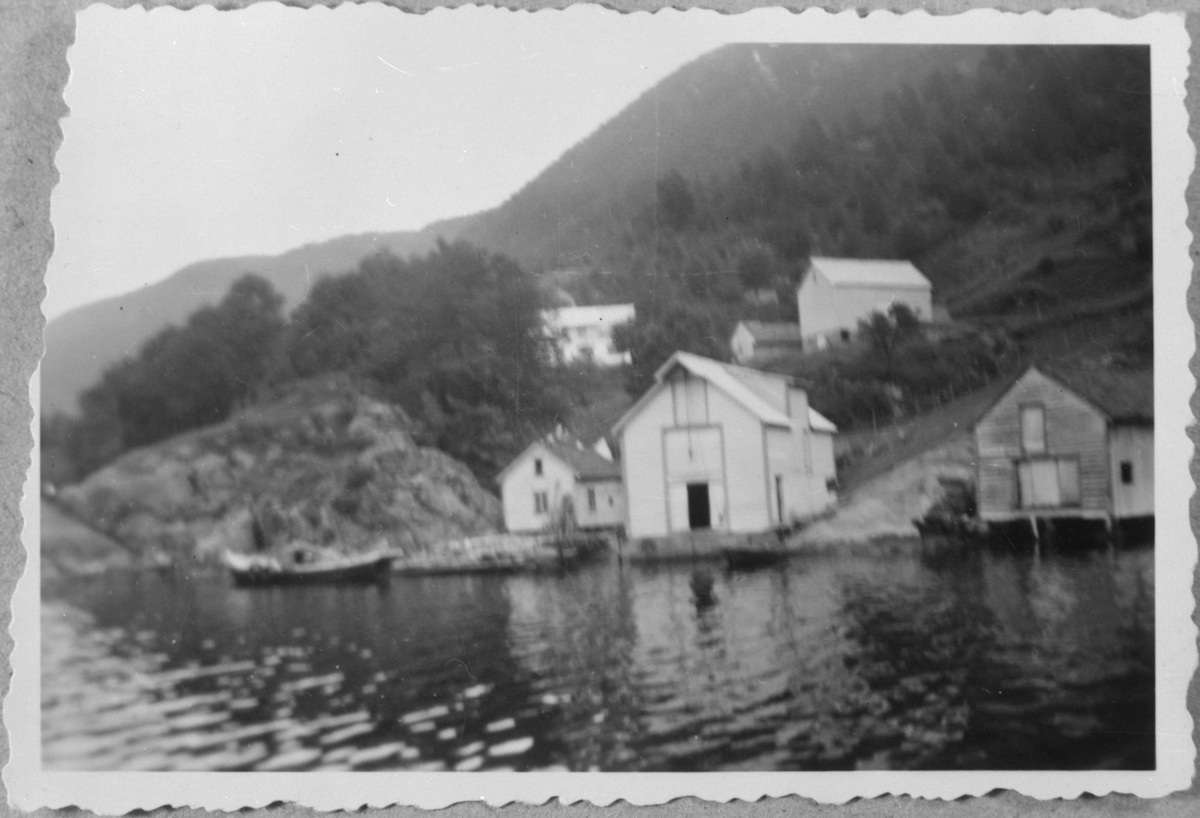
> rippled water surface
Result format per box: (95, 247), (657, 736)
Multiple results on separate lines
(43, 542), (1154, 771)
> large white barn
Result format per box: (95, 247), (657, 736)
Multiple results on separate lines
(797, 257), (932, 347)
(612, 352), (837, 539)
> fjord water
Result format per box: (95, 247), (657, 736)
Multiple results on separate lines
(43, 542), (1154, 772)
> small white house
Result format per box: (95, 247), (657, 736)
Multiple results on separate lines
(497, 435), (625, 533)
(797, 257), (932, 347)
(612, 352), (837, 539)
(730, 321), (805, 363)
(541, 304), (636, 367)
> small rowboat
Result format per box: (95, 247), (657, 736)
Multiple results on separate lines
(224, 545), (392, 587)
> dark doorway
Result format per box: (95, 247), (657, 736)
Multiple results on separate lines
(687, 483), (711, 530)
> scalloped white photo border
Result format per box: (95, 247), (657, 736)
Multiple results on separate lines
(7, 4), (1194, 810)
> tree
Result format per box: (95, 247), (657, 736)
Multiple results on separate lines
(656, 170), (696, 230)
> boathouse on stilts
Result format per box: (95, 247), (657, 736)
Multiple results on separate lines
(974, 363), (1153, 547)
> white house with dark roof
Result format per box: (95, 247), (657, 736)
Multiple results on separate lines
(729, 320), (806, 363)
(541, 304), (636, 367)
(612, 352), (837, 539)
(797, 257), (933, 347)
(497, 435), (625, 533)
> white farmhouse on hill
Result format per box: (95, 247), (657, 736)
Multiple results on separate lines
(612, 352), (837, 539)
(497, 435), (625, 533)
(797, 257), (932, 348)
(541, 304), (635, 367)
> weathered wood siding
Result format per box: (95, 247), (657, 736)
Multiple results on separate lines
(1110, 425), (1154, 518)
(975, 368), (1110, 520)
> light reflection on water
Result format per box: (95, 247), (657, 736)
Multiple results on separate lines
(42, 541), (1154, 771)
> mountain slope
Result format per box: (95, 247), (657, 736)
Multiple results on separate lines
(43, 229), (447, 413)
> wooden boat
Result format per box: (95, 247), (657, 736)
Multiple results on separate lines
(224, 545), (392, 587)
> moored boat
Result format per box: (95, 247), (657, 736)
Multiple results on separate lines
(224, 545), (393, 587)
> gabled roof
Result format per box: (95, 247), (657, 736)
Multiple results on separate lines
(1037, 363), (1154, 423)
(496, 435), (622, 483)
(737, 321), (804, 345)
(809, 257), (931, 289)
(612, 351), (838, 435)
(808, 407), (838, 433)
(542, 440), (622, 481)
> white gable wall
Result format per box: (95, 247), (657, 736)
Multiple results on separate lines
(621, 385), (675, 537)
(798, 270), (932, 340)
(501, 446), (576, 533)
(703, 384), (770, 532)
(730, 323), (757, 363)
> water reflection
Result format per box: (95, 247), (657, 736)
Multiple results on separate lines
(43, 541), (1153, 771)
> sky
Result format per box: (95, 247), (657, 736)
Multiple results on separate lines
(46, 4), (796, 320)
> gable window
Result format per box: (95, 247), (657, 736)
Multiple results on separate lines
(534, 492), (549, 514)
(1121, 461), (1134, 484)
(1020, 405), (1046, 454)
(588, 488), (597, 511)
(534, 458), (543, 476)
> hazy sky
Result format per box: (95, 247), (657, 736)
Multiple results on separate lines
(46, 4), (804, 319)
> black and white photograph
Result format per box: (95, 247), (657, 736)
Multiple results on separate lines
(6, 3), (1194, 810)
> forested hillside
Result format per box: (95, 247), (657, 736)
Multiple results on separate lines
(43, 43), (1152, 486)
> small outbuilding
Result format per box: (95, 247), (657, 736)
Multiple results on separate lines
(612, 352), (838, 539)
(729, 321), (805, 363)
(498, 435), (625, 533)
(974, 364), (1153, 526)
(797, 257), (933, 347)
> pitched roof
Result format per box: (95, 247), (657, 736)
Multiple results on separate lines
(808, 407), (838, 433)
(542, 439), (623, 481)
(658, 352), (795, 428)
(738, 321), (804, 345)
(809, 257), (931, 289)
(1037, 363), (1154, 423)
(613, 352), (839, 435)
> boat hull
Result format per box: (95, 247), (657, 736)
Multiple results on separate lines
(228, 555), (393, 588)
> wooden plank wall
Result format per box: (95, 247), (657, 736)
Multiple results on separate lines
(975, 369), (1110, 519)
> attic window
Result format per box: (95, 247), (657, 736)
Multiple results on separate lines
(1121, 461), (1134, 484)
(1020, 405), (1046, 454)
(534, 458), (543, 476)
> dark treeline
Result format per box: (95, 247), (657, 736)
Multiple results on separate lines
(601, 45), (1151, 405)
(43, 241), (567, 487)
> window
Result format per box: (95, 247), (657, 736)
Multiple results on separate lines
(1121, 461), (1134, 484)
(587, 488), (596, 512)
(840, 329), (851, 342)
(534, 458), (543, 476)
(1020, 405), (1046, 454)
(534, 492), (549, 514)
(1017, 458), (1080, 508)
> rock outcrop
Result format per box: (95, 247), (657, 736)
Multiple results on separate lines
(58, 376), (502, 563)
(793, 431), (977, 547)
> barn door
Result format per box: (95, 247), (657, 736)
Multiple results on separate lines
(687, 483), (711, 530)
(1018, 460), (1062, 507)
